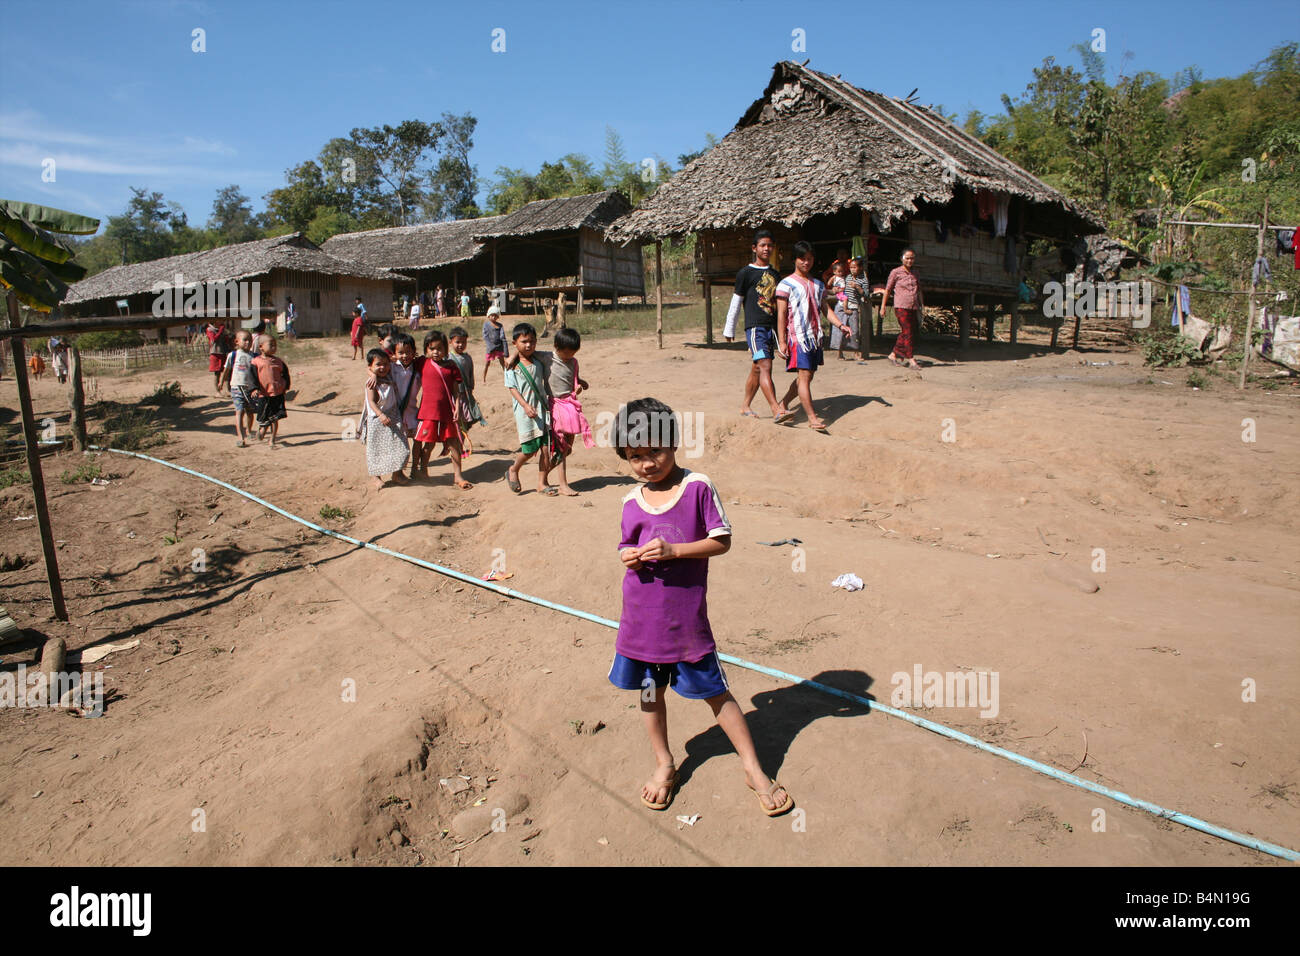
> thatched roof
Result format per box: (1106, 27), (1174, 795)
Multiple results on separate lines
(473, 191), (631, 239)
(66, 233), (391, 304)
(608, 61), (1103, 242)
(321, 216), (505, 272)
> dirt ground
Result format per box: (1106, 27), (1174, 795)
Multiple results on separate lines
(1, 322), (1297, 867)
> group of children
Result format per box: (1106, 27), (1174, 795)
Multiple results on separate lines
(355, 309), (596, 497)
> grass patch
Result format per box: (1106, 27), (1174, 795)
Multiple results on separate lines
(60, 461), (104, 484)
(1136, 329), (1202, 368)
(0, 465), (30, 489)
(91, 401), (169, 451)
(1186, 369), (1209, 389)
(319, 505), (355, 521)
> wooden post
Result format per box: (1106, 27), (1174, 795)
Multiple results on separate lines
(655, 241), (664, 351)
(1240, 197), (1268, 389)
(6, 292), (68, 621)
(492, 240), (498, 288)
(985, 303), (995, 342)
(959, 292), (973, 348)
(1006, 299), (1019, 345)
(609, 243), (618, 307)
(703, 278), (713, 345)
(69, 344), (87, 452)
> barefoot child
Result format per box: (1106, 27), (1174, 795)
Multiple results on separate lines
(413, 330), (472, 489)
(611, 397), (794, 816)
(447, 326), (485, 456)
(775, 241), (849, 432)
(218, 329), (259, 447)
(350, 308), (366, 360)
(503, 323), (558, 496)
(388, 333), (421, 477)
(27, 351), (45, 382)
(251, 334), (290, 448)
(362, 348), (411, 490)
(482, 305), (507, 383)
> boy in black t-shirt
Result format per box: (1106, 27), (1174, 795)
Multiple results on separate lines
(723, 229), (788, 419)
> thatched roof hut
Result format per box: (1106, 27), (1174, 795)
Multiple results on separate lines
(610, 61), (1101, 242)
(473, 190), (632, 239)
(610, 61), (1103, 346)
(320, 216), (504, 277)
(64, 232), (395, 336)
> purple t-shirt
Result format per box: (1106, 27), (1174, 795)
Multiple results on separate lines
(616, 471), (731, 664)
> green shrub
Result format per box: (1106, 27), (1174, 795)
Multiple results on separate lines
(60, 462), (103, 484)
(140, 381), (186, 406)
(319, 505), (355, 521)
(76, 330), (145, 350)
(1136, 330), (1202, 368)
(0, 466), (30, 489)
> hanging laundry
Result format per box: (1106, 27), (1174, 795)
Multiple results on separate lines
(934, 220), (948, 243)
(1171, 284), (1191, 326)
(851, 235), (866, 259)
(994, 195), (1010, 237)
(1004, 233), (1017, 273)
(1276, 229), (1295, 257)
(1252, 256), (1271, 284)
(975, 188), (996, 220)
(1018, 280), (1033, 303)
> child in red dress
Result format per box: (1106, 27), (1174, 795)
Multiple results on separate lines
(413, 331), (471, 489)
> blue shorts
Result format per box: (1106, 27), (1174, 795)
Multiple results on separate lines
(231, 385), (258, 413)
(787, 341), (825, 372)
(608, 651), (730, 700)
(746, 326), (777, 362)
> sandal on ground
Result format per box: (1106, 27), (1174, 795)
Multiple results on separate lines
(642, 767), (679, 811)
(748, 778), (794, 817)
(538, 486), (559, 496)
(774, 409), (797, 425)
(740, 410), (760, 418)
(505, 474), (522, 493)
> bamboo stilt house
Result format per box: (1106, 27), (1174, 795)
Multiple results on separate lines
(607, 61), (1105, 345)
(471, 190), (644, 311)
(64, 232), (395, 337)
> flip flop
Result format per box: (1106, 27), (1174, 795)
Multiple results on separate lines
(506, 474), (522, 493)
(774, 410), (797, 426)
(538, 486), (559, 496)
(740, 410), (760, 418)
(749, 778), (794, 817)
(809, 423), (829, 433)
(642, 768), (679, 811)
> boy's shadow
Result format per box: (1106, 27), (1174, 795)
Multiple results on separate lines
(676, 669), (873, 790)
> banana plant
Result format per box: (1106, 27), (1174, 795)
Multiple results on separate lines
(0, 200), (100, 312)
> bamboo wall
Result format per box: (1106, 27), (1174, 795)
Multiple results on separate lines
(694, 226), (802, 279)
(906, 220), (1020, 294)
(579, 227), (645, 297)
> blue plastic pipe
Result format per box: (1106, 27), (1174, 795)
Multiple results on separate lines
(90, 445), (1300, 862)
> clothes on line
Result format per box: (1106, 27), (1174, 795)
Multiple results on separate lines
(1253, 256), (1272, 284)
(1171, 284), (1191, 327)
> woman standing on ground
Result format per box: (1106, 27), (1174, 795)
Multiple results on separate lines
(880, 249), (923, 370)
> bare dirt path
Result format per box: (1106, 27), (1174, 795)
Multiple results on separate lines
(2, 327), (1296, 866)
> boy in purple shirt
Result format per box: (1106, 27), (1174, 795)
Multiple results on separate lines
(609, 397), (794, 817)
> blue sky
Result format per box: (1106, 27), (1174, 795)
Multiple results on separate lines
(1, 0), (1294, 232)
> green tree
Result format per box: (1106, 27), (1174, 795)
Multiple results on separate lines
(208, 185), (261, 244)
(426, 112), (480, 221)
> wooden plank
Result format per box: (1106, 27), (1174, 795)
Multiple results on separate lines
(703, 278), (713, 345)
(655, 241), (663, 350)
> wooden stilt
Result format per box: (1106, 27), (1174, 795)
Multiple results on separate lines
(959, 292), (973, 348)
(655, 241), (664, 351)
(6, 291), (68, 622)
(1006, 299), (1019, 345)
(69, 345), (87, 452)
(985, 303), (995, 342)
(1240, 198), (1268, 389)
(703, 278), (713, 345)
